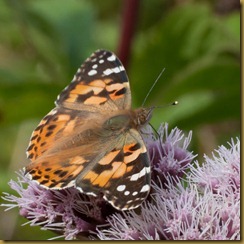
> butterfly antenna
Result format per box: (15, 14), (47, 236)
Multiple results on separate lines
(149, 101), (178, 137)
(142, 68), (165, 107)
(154, 100), (179, 109)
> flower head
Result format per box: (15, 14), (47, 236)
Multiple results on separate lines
(95, 137), (240, 240)
(143, 123), (195, 186)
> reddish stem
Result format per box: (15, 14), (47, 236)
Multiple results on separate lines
(117, 0), (140, 69)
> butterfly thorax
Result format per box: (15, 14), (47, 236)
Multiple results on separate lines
(102, 107), (153, 135)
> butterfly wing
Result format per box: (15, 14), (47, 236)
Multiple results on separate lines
(56, 49), (131, 111)
(26, 50), (131, 161)
(25, 118), (109, 189)
(75, 128), (151, 210)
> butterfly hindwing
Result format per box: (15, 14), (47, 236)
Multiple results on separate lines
(75, 128), (151, 210)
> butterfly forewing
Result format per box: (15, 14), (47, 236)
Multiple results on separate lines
(26, 108), (94, 160)
(56, 50), (131, 111)
(25, 49), (151, 211)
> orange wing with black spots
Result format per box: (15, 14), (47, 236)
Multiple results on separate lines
(26, 108), (92, 161)
(75, 128), (151, 210)
(25, 50), (152, 211)
(56, 50), (131, 111)
(27, 108), (67, 160)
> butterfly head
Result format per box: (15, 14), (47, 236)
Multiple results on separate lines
(134, 106), (154, 128)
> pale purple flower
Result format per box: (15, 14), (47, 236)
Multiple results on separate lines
(2, 170), (114, 240)
(2, 124), (239, 240)
(189, 138), (240, 195)
(96, 137), (240, 240)
(143, 123), (195, 185)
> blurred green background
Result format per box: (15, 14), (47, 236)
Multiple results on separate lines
(0, 0), (240, 240)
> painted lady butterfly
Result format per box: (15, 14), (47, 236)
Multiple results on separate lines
(25, 50), (153, 210)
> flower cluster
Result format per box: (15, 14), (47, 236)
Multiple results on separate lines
(1, 123), (240, 240)
(144, 123), (194, 185)
(96, 137), (240, 240)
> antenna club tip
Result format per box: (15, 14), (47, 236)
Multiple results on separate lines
(172, 101), (178, 105)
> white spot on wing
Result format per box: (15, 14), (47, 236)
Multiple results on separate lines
(76, 186), (97, 197)
(76, 186), (84, 193)
(140, 184), (150, 193)
(124, 191), (130, 196)
(130, 166), (150, 181)
(103, 69), (113, 75)
(88, 69), (97, 76)
(112, 67), (120, 73)
(132, 191), (138, 196)
(103, 66), (125, 76)
(117, 185), (126, 192)
(130, 173), (139, 181)
(107, 54), (116, 61)
(119, 65), (125, 71)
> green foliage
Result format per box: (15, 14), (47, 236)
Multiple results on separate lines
(130, 3), (240, 148)
(0, 0), (240, 240)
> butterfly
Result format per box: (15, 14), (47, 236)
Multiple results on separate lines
(25, 50), (154, 211)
